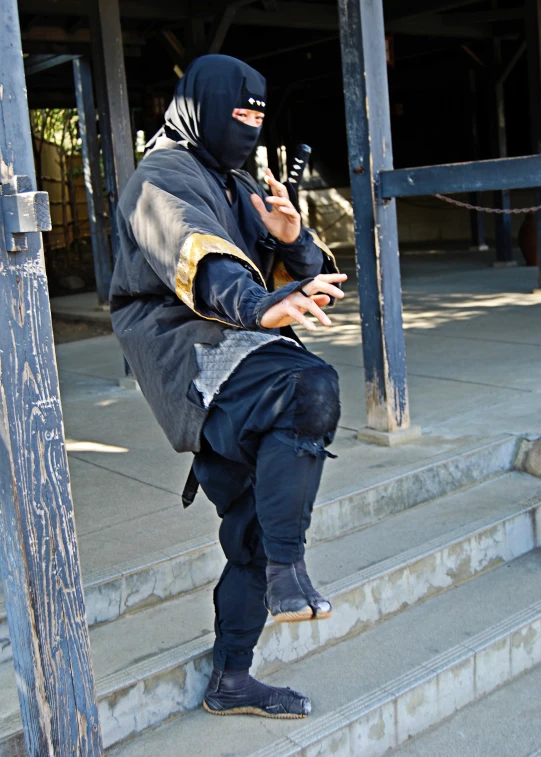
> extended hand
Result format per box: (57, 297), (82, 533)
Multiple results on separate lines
(259, 273), (348, 331)
(250, 168), (301, 244)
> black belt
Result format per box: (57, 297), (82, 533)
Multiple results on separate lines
(181, 463), (199, 509)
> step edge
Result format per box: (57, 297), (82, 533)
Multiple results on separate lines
(2, 547), (540, 749)
(3, 492), (540, 700)
(91, 433), (520, 589)
(0, 434), (521, 626)
(93, 496), (541, 695)
(248, 603), (541, 757)
(327, 494), (541, 597)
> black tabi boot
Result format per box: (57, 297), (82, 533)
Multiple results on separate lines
(265, 558), (332, 623)
(203, 668), (311, 718)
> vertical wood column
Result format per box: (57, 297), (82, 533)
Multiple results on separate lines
(88, 0), (135, 261)
(73, 57), (112, 305)
(492, 24), (513, 264)
(468, 69), (487, 251)
(0, 2), (102, 755)
(527, 0), (541, 288)
(338, 0), (419, 444)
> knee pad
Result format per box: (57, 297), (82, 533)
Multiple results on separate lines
(293, 365), (340, 441)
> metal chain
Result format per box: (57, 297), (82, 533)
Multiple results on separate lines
(434, 194), (541, 215)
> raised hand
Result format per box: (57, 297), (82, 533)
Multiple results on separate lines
(259, 273), (348, 331)
(250, 168), (301, 244)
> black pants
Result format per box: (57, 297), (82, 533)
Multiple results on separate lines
(193, 341), (340, 671)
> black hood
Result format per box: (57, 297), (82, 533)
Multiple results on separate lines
(163, 54), (267, 172)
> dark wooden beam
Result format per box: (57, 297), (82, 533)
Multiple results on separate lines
(73, 57), (113, 304)
(246, 33), (338, 63)
(467, 68), (487, 251)
(236, 2), (338, 30)
(25, 52), (79, 75)
(0, 1), (103, 753)
(21, 24), (143, 45)
(19, 0), (191, 20)
(89, 0), (135, 261)
(189, 12), (207, 57)
(526, 0), (541, 287)
(386, 15), (494, 38)
(379, 155), (541, 198)
(384, 0), (479, 22)
(491, 18), (513, 265)
(161, 29), (186, 67)
(441, 9), (525, 24)
(207, 0), (257, 55)
(338, 0), (413, 439)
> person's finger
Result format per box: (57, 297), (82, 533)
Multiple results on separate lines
(265, 172), (288, 198)
(314, 273), (348, 283)
(278, 206), (300, 217)
(284, 302), (318, 331)
(299, 296), (332, 326)
(265, 196), (295, 207)
(311, 294), (331, 307)
(250, 193), (271, 220)
(302, 280), (345, 299)
(288, 293), (331, 326)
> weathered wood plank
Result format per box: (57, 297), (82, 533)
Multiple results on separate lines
(73, 57), (112, 305)
(338, 0), (410, 433)
(379, 154), (541, 199)
(0, 1), (103, 754)
(526, 0), (541, 287)
(88, 0), (135, 262)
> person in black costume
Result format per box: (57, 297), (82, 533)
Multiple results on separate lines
(110, 54), (347, 718)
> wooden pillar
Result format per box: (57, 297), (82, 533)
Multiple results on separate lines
(468, 69), (487, 250)
(338, 0), (418, 444)
(73, 57), (112, 305)
(88, 0), (135, 262)
(527, 0), (541, 288)
(492, 26), (514, 264)
(0, 2), (103, 755)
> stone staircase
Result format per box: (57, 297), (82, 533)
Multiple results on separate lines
(2, 433), (541, 756)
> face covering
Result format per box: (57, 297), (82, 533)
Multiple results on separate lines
(163, 54), (267, 171)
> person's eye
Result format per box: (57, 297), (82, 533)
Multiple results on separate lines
(237, 112), (248, 119)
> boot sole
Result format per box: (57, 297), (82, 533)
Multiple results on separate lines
(203, 700), (307, 718)
(271, 608), (333, 623)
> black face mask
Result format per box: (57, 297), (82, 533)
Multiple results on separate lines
(163, 54), (266, 172)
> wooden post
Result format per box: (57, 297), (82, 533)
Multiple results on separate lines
(73, 57), (113, 305)
(468, 69), (487, 251)
(0, 2), (103, 755)
(338, 0), (419, 444)
(492, 22), (514, 265)
(88, 0), (135, 262)
(527, 0), (541, 288)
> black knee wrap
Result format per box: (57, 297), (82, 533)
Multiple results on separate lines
(293, 365), (340, 442)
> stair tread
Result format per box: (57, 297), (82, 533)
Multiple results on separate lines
(106, 549), (541, 756)
(1, 468), (539, 623)
(79, 471), (541, 682)
(388, 662), (541, 757)
(1, 470), (540, 730)
(61, 434), (522, 583)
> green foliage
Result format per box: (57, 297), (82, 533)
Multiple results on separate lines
(30, 108), (81, 156)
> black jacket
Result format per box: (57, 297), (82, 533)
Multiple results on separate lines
(110, 141), (338, 452)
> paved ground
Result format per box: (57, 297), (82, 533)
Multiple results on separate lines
(49, 246), (541, 578)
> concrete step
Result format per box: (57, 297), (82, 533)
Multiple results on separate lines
(0, 433), (521, 665)
(104, 550), (541, 757)
(387, 662), (541, 757)
(1, 471), (540, 752)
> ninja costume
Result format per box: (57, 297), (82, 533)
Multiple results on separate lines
(110, 54), (341, 718)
